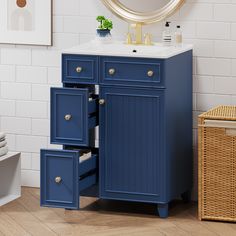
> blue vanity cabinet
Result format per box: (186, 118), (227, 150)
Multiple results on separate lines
(41, 50), (193, 218)
(99, 86), (165, 203)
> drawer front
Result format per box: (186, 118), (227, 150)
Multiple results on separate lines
(51, 87), (97, 146)
(100, 57), (163, 87)
(62, 54), (98, 84)
(40, 149), (79, 209)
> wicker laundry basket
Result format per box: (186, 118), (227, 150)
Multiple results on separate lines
(198, 106), (236, 222)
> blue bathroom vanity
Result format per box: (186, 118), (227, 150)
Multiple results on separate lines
(40, 42), (193, 218)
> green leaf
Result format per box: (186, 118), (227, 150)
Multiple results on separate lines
(96, 16), (105, 22)
(96, 16), (113, 30)
(102, 19), (113, 30)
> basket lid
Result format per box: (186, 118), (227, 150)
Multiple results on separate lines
(199, 105), (236, 121)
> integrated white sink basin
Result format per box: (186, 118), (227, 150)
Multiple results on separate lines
(63, 41), (193, 59)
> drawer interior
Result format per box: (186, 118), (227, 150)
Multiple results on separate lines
(88, 98), (98, 114)
(80, 173), (97, 192)
(65, 148), (98, 178)
(80, 153), (97, 176)
(72, 149), (98, 193)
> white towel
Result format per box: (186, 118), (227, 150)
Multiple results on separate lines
(0, 138), (5, 142)
(80, 152), (92, 163)
(0, 140), (7, 148)
(0, 132), (6, 140)
(0, 146), (8, 157)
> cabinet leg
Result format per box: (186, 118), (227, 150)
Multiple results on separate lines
(181, 189), (191, 203)
(157, 203), (168, 218)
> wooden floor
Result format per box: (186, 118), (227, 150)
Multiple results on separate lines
(0, 188), (235, 236)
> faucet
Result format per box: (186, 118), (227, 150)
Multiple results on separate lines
(126, 23), (152, 45)
(132, 23), (142, 44)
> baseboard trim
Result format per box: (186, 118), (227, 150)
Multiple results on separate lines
(21, 170), (40, 188)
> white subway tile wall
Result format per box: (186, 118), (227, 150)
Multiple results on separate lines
(0, 0), (235, 200)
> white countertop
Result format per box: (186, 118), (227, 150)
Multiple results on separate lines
(62, 40), (193, 59)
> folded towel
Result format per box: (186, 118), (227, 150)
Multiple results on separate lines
(0, 138), (5, 142)
(0, 132), (6, 140)
(80, 152), (92, 163)
(0, 146), (8, 157)
(0, 140), (7, 148)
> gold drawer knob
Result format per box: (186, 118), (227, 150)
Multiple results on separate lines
(64, 114), (72, 121)
(55, 176), (62, 184)
(109, 68), (115, 75)
(76, 66), (82, 73)
(147, 70), (154, 77)
(99, 99), (105, 105)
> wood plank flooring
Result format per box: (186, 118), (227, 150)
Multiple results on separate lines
(0, 187), (235, 236)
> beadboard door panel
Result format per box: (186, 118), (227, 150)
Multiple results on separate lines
(99, 86), (165, 203)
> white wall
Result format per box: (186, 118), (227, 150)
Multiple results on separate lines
(0, 0), (236, 199)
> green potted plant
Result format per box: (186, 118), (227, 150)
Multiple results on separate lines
(96, 16), (113, 37)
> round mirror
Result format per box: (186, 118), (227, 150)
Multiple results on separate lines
(118, 0), (170, 13)
(101, 0), (184, 24)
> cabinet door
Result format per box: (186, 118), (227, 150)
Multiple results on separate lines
(99, 86), (164, 203)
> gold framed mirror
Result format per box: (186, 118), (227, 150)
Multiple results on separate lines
(101, 0), (184, 24)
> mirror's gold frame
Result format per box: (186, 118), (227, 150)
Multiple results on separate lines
(101, 0), (184, 24)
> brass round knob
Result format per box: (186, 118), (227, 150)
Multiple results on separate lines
(76, 66), (82, 73)
(108, 68), (115, 75)
(147, 70), (154, 77)
(55, 176), (62, 184)
(99, 99), (105, 105)
(64, 114), (72, 121)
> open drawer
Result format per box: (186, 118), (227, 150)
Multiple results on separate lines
(50, 87), (98, 146)
(40, 149), (97, 209)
